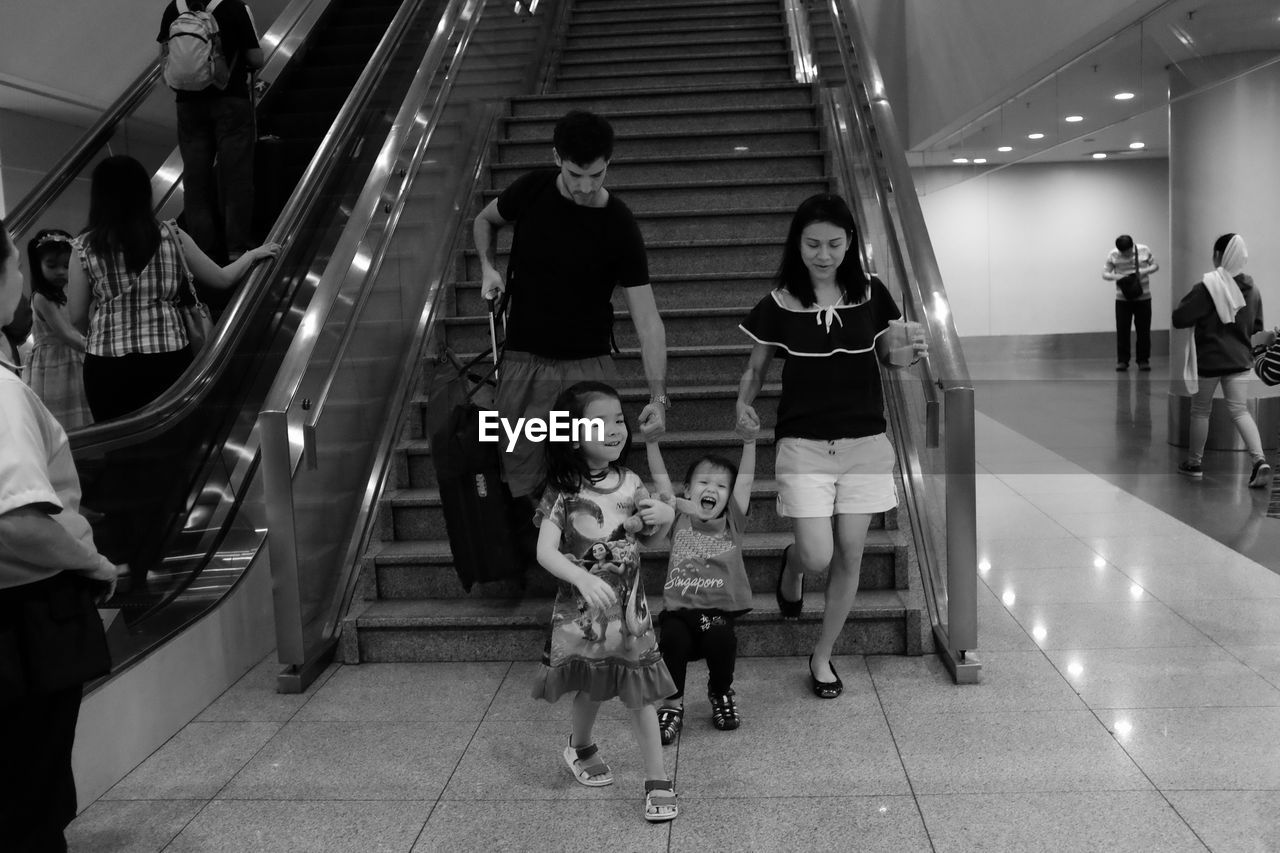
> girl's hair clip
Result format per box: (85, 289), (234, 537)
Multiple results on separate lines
(34, 232), (73, 248)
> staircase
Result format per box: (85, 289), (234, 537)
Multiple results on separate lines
(343, 0), (927, 663)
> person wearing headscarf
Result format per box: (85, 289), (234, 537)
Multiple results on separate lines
(1172, 233), (1269, 487)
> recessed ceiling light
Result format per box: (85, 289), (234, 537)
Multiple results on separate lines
(1092, 152), (1108, 159)
(1028, 132), (1045, 140)
(952, 157), (969, 164)
(1064, 115), (1084, 122)
(1114, 91), (1136, 100)
(997, 145), (1013, 152)
(1129, 141), (1145, 149)
(973, 158), (987, 164)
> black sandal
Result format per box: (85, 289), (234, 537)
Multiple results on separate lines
(709, 688), (741, 731)
(775, 544), (802, 618)
(808, 654), (843, 699)
(657, 705), (683, 746)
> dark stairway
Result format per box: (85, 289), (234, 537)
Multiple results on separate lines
(345, 0), (928, 661)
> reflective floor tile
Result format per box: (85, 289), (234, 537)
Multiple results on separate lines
(918, 791), (1208, 853)
(866, 651), (1084, 714)
(197, 655), (339, 723)
(415, 800), (669, 852)
(219, 720), (476, 800)
(166, 800), (430, 853)
(65, 799), (204, 852)
(1099, 707), (1280, 790)
(1165, 790), (1280, 853)
(1005, 601), (1215, 650)
(294, 662), (509, 722)
(1046, 646), (1280, 709)
(1169, 599), (1280, 646)
(888, 710), (1149, 795)
(980, 564), (1149, 605)
(104, 722), (282, 800)
(976, 537), (1108, 570)
(1125, 563), (1280, 601)
(669, 796), (929, 853)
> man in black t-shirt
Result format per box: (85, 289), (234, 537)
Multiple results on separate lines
(157, 0), (263, 267)
(472, 110), (669, 501)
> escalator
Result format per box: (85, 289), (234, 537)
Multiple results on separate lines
(4, 0), (461, 676)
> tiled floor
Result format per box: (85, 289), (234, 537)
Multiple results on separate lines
(67, 357), (1280, 851)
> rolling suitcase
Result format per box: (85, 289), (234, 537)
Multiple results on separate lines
(424, 301), (523, 592)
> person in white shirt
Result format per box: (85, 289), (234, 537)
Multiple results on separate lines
(1103, 234), (1159, 371)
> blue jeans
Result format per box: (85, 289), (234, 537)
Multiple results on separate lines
(176, 96), (255, 263)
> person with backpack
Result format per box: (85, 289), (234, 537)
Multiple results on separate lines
(157, 0), (263, 284)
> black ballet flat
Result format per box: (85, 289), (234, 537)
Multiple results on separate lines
(775, 544), (802, 618)
(808, 655), (843, 699)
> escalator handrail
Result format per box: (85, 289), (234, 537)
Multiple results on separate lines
(825, 0), (971, 387)
(5, 0), (321, 242)
(66, 0), (432, 455)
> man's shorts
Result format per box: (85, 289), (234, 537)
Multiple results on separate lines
(774, 434), (898, 518)
(494, 350), (618, 499)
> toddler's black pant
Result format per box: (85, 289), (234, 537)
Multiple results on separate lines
(659, 609), (737, 700)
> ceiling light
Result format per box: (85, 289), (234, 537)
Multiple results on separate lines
(1114, 91), (1135, 100)
(952, 157), (969, 164)
(997, 145), (1013, 152)
(973, 158), (987, 164)
(1093, 152), (1108, 159)
(1064, 115), (1084, 123)
(1027, 132), (1045, 140)
(1129, 142), (1145, 150)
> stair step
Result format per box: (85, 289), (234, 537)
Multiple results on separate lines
(498, 128), (821, 162)
(502, 104), (818, 140)
(488, 150), (826, 187)
(453, 270), (779, 314)
(508, 83), (814, 117)
(569, 8), (782, 28)
(557, 51), (790, 76)
(349, 590), (915, 661)
(573, 0), (772, 11)
(555, 66), (794, 92)
(465, 238), (788, 279)
(442, 302), (758, 351)
(369, 529), (906, 600)
(560, 36), (789, 63)
(566, 25), (784, 51)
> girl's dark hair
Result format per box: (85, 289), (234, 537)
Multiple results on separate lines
(542, 381), (629, 494)
(683, 454), (739, 518)
(775, 193), (868, 307)
(27, 229), (74, 306)
(84, 155), (160, 276)
(1213, 233), (1237, 258)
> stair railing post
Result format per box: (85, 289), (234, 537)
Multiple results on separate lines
(945, 387), (979, 670)
(782, 0), (817, 84)
(257, 410), (306, 670)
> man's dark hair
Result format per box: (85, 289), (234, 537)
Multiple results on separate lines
(1115, 235), (1134, 253)
(553, 111), (614, 165)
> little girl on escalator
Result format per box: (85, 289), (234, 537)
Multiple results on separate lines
(24, 229), (92, 430)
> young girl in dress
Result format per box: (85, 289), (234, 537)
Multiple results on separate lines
(23, 230), (92, 429)
(644, 413), (758, 745)
(533, 380), (679, 822)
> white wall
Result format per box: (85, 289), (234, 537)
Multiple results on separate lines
(918, 158), (1170, 338)
(903, 0), (1165, 148)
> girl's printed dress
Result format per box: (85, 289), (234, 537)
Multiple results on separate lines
(533, 468), (675, 709)
(23, 306), (92, 430)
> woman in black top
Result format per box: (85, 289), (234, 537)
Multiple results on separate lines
(737, 194), (925, 698)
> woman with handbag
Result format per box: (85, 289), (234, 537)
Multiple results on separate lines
(0, 217), (119, 852)
(65, 155), (278, 584)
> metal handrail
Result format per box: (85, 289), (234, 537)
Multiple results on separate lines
(64, 0), (430, 455)
(6, 0), (322, 243)
(819, 0), (979, 681)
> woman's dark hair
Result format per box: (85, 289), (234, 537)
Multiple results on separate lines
(1213, 233), (1237, 258)
(553, 110), (615, 165)
(683, 454), (739, 519)
(542, 381), (630, 494)
(27, 229), (74, 306)
(775, 193), (868, 307)
(84, 155), (160, 276)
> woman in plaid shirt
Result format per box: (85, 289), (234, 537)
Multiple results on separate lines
(65, 155), (277, 582)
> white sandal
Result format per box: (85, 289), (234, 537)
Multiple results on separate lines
(644, 780), (678, 822)
(562, 736), (614, 787)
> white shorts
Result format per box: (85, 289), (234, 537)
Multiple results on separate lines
(775, 434), (898, 518)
